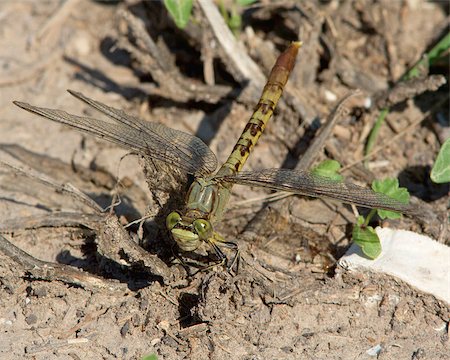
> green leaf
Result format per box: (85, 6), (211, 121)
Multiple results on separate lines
(237, 0), (258, 5)
(431, 138), (450, 184)
(141, 354), (158, 360)
(404, 32), (450, 80)
(164, 0), (193, 29)
(352, 216), (382, 259)
(371, 178), (410, 219)
(228, 11), (242, 34)
(311, 160), (344, 181)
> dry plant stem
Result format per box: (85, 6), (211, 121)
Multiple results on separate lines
(0, 234), (123, 291)
(201, 30), (216, 86)
(116, 13), (186, 101)
(118, 9), (170, 72)
(95, 214), (171, 281)
(118, 9), (231, 103)
(0, 212), (102, 232)
(25, 338), (90, 355)
(367, 75), (446, 155)
(198, 0), (265, 88)
(58, 308), (108, 340)
(0, 161), (103, 213)
(375, 75), (446, 109)
(295, 91), (359, 171)
(0, 162), (171, 282)
(0, 144), (149, 220)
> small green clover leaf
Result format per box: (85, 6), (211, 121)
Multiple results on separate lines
(372, 178), (409, 220)
(311, 160), (344, 182)
(164, 0), (193, 29)
(430, 138), (450, 184)
(352, 216), (382, 259)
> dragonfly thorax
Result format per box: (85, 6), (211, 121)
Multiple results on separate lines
(166, 211), (213, 252)
(184, 177), (232, 223)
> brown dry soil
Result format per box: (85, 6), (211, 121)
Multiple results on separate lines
(0, 1), (449, 359)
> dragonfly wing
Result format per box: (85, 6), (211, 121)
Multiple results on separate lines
(14, 94), (217, 177)
(215, 168), (417, 216)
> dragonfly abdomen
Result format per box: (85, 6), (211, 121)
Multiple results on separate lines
(216, 41), (301, 177)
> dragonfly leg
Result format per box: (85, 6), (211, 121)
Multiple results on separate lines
(208, 234), (240, 274)
(209, 241), (228, 266)
(182, 245), (226, 276)
(170, 240), (227, 275)
(169, 234), (240, 274)
(223, 241), (240, 275)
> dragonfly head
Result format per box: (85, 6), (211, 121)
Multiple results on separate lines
(166, 211), (213, 252)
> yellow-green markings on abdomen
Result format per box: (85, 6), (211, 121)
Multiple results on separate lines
(216, 41), (301, 177)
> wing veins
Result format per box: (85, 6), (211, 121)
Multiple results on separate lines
(14, 95), (217, 176)
(215, 169), (417, 216)
(67, 90), (215, 167)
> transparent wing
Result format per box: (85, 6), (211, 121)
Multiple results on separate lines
(215, 168), (417, 216)
(13, 90), (217, 177)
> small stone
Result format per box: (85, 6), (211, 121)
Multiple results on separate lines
(71, 32), (91, 56)
(120, 320), (131, 337)
(25, 314), (38, 325)
(32, 287), (47, 298)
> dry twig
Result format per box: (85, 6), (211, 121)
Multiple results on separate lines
(374, 75), (447, 109)
(0, 161), (172, 284)
(0, 234), (122, 291)
(117, 9), (231, 103)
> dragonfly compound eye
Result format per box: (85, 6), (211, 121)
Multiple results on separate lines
(193, 219), (212, 238)
(166, 212), (181, 230)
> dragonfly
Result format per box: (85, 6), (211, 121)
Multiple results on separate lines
(13, 42), (414, 268)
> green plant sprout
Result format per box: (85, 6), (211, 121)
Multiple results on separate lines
(313, 160), (410, 259)
(164, 0), (193, 29)
(163, 0), (257, 33)
(219, 0), (257, 35)
(352, 215), (381, 259)
(430, 138), (450, 184)
(364, 32), (450, 166)
(353, 178), (410, 258)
